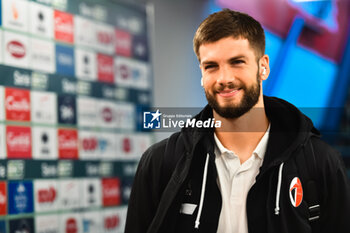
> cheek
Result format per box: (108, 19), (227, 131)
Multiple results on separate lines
(202, 76), (216, 89)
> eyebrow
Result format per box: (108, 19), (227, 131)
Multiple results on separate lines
(201, 55), (248, 65)
(228, 55), (247, 63)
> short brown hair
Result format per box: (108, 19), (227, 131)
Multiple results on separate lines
(193, 9), (265, 61)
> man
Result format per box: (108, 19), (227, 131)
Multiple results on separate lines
(125, 9), (350, 233)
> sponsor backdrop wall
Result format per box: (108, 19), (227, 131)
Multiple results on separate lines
(0, 0), (153, 232)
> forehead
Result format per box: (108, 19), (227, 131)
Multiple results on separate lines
(199, 37), (256, 63)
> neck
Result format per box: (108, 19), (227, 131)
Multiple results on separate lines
(214, 98), (269, 163)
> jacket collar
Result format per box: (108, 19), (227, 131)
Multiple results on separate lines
(180, 96), (318, 167)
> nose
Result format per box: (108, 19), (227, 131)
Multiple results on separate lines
(216, 66), (234, 86)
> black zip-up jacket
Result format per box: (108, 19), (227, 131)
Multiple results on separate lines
(126, 96), (350, 233)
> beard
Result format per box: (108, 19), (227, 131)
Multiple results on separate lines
(205, 72), (261, 119)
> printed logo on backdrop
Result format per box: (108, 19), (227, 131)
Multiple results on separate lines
(40, 162), (58, 178)
(30, 1), (54, 38)
(52, 0), (68, 11)
(11, 69), (31, 88)
(35, 215), (59, 233)
(60, 213), (82, 233)
(58, 160), (73, 177)
(102, 178), (121, 207)
(98, 132), (117, 160)
(75, 48), (97, 81)
(122, 136), (132, 155)
(5, 87), (30, 121)
(0, 162), (5, 179)
(54, 10), (74, 43)
(77, 80), (92, 96)
(8, 181), (34, 214)
(115, 102), (135, 130)
(7, 160), (25, 179)
(122, 178), (133, 204)
(100, 162), (113, 177)
(115, 14), (144, 35)
(97, 54), (114, 83)
(32, 127), (58, 159)
(4, 31), (30, 69)
(58, 95), (76, 125)
(58, 129), (78, 159)
(82, 211), (103, 233)
(79, 131), (98, 160)
(116, 134), (136, 158)
(75, 16), (96, 48)
(114, 57), (132, 86)
(34, 180), (58, 212)
(6, 125), (32, 159)
(103, 208), (127, 233)
(122, 163), (137, 177)
(82, 179), (101, 208)
(56, 44), (75, 77)
(135, 134), (152, 156)
(30, 38), (56, 73)
(132, 35), (149, 61)
(31, 91), (57, 124)
(9, 218), (34, 233)
(136, 91), (151, 106)
(77, 97), (98, 127)
(85, 163), (99, 177)
(31, 72), (49, 90)
(114, 57), (150, 90)
(104, 214), (120, 232)
(0, 182), (7, 215)
(79, 2), (107, 22)
(59, 180), (81, 210)
(94, 22), (115, 55)
(119, 134), (150, 159)
(98, 100), (117, 129)
(115, 29), (132, 57)
(2, 0), (29, 31)
(0, 125), (5, 159)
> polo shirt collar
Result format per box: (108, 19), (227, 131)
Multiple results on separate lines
(214, 124), (271, 160)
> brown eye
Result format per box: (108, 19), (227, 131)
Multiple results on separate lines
(205, 65), (217, 70)
(233, 60), (244, 64)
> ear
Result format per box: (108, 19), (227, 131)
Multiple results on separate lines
(259, 54), (270, 81)
(199, 63), (205, 77)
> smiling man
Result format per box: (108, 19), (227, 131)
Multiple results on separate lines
(125, 9), (350, 233)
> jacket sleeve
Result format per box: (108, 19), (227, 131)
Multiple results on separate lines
(315, 140), (350, 233)
(124, 139), (167, 233)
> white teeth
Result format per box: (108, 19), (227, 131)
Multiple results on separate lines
(229, 89), (239, 93)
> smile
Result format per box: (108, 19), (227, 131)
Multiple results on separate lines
(217, 88), (241, 98)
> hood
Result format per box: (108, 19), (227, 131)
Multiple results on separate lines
(180, 95), (320, 166)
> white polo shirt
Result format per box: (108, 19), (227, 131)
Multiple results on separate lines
(214, 125), (270, 233)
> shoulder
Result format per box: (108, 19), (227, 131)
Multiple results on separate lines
(137, 137), (168, 172)
(138, 131), (183, 172)
(310, 136), (346, 175)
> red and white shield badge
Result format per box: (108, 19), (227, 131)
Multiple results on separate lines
(289, 177), (303, 207)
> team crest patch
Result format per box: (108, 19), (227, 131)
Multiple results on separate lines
(289, 177), (303, 207)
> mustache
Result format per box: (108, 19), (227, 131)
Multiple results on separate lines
(216, 82), (245, 92)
